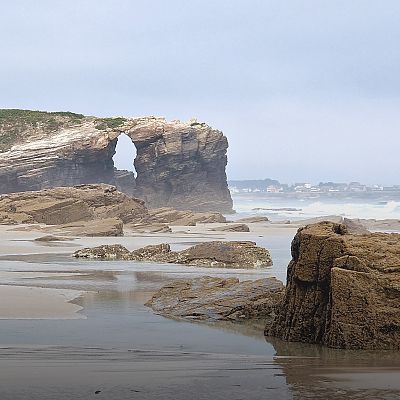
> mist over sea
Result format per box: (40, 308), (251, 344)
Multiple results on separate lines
(231, 192), (400, 221)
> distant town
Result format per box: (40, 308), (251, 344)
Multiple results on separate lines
(228, 179), (400, 194)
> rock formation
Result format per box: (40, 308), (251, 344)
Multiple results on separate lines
(147, 207), (226, 226)
(267, 221), (400, 350)
(0, 184), (148, 227)
(0, 109), (232, 212)
(73, 241), (273, 268)
(146, 276), (284, 322)
(211, 223), (250, 232)
(235, 216), (269, 224)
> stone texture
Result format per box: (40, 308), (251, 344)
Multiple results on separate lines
(73, 241), (273, 268)
(124, 222), (172, 233)
(53, 217), (124, 237)
(0, 110), (232, 213)
(267, 221), (400, 350)
(148, 207), (226, 226)
(73, 244), (131, 259)
(34, 235), (71, 242)
(211, 224), (250, 232)
(235, 216), (269, 224)
(0, 184), (148, 226)
(145, 276), (284, 322)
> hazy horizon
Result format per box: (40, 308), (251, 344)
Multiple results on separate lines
(1, 1), (399, 185)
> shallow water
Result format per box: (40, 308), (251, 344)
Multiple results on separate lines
(0, 231), (399, 399)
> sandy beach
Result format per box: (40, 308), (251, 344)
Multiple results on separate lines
(0, 219), (399, 399)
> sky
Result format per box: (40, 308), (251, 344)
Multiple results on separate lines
(1, 0), (399, 185)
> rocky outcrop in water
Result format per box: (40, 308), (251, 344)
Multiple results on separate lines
(146, 276), (284, 322)
(74, 241), (273, 268)
(267, 221), (400, 350)
(0, 110), (232, 212)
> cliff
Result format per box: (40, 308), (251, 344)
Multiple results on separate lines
(267, 222), (400, 350)
(0, 109), (233, 213)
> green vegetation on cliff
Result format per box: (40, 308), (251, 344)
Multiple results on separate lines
(0, 109), (86, 152)
(94, 117), (126, 130)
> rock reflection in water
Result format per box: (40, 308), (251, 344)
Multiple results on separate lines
(268, 336), (400, 399)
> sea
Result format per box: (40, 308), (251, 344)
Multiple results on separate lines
(231, 192), (400, 222)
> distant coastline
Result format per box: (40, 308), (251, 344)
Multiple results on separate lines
(229, 178), (400, 194)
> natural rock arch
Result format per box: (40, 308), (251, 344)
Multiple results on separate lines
(0, 111), (233, 213)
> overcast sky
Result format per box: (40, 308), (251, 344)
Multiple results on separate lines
(1, 1), (399, 184)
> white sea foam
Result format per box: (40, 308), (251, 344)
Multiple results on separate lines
(232, 195), (400, 221)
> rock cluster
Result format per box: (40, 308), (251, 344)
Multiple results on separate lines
(0, 184), (148, 236)
(146, 276), (284, 322)
(73, 241), (273, 268)
(0, 110), (233, 213)
(267, 221), (400, 350)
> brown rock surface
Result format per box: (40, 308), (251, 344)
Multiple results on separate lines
(148, 207), (226, 226)
(74, 241), (273, 268)
(0, 184), (148, 226)
(267, 221), (400, 350)
(211, 224), (250, 232)
(145, 276), (284, 322)
(0, 110), (232, 212)
(124, 222), (172, 233)
(34, 235), (71, 242)
(73, 244), (131, 259)
(54, 217), (124, 237)
(236, 216), (269, 224)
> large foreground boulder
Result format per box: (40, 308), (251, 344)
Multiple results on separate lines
(267, 221), (400, 350)
(146, 276), (284, 322)
(74, 241), (273, 268)
(0, 184), (149, 226)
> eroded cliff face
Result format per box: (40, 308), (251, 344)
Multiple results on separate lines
(267, 222), (400, 350)
(0, 110), (232, 212)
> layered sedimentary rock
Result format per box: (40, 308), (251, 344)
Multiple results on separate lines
(147, 207), (226, 226)
(74, 241), (273, 268)
(0, 184), (148, 227)
(267, 222), (400, 350)
(211, 223), (250, 232)
(0, 110), (232, 212)
(146, 276), (284, 322)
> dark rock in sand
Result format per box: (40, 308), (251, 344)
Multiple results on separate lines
(145, 276), (284, 322)
(267, 221), (400, 350)
(211, 224), (250, 232)
(74, 241), (273, 268)
(56, 217), (124, 237)
(148, 207), (226, 226)
(124, 222), (172, 233)
(34, 235), (71, 242)
(236, 216), (269, 224)
(73, 244), (132, 259)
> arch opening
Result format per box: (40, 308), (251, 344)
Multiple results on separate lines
(112, 133), (138, 196)
(113, 133), (137, 177)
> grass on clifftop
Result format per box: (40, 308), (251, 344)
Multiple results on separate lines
(0, 109), (127, 152)
(0, 109), (86, 152)
(94, 117), (126, 130)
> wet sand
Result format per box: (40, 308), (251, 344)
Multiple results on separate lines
(0, 221), (399, 399)
(0, 285), (83, 319)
